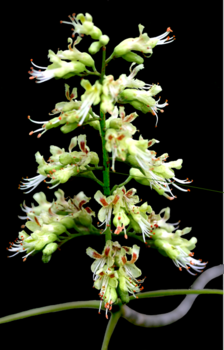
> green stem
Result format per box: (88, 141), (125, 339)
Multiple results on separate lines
(110, 176), (133, 194)
(101, 310), (122, 350)
(105, 53), (115, 65)
(77, 70), (100, 77)
(129, 289), (223, 301)
(85, 166), (104, 171)
(87, 171), (104, 187)
(98, 46), (111, 242)
(0, 300), (102, 324)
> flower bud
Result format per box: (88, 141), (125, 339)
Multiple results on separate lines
(42, 242), (58, 256)
(34, 233), (58, 250)
(99, 35), (110, 46)
(89, 26), (102, 40)
(59, 217), (75, 229)
(83, 21), (94, 32)
(75, 210), (92, 227)
(88, 41), (102, 55)
(42, 255), (51, 263)
(121, 52), (144, 64)
(42, 222), (67, 235)
(89, 152), (99, 165)
(117, 274), (130, 304)
(59, 153), (73, 165)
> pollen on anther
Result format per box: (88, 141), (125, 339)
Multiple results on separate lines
(29, 131), (34, 135)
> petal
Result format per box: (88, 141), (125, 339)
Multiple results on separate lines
(126, 263), (142, 278)
(128, 244), (140, 264)
(94, 277), (103, 290)
(98, 207), (107, 222)
(108, 276), (118, 288)
(86, 247), (103, 259)
(78, 134), (90, 154)
(73, 191), (91, 209)
(94, 190), (109, 206)
(68, 136), (78, 152)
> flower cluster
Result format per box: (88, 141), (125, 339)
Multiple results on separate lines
(19, 134), (99, 193)
(113, 24), (175, 59)
(87, 241), (145, 317)
(28, 81), (102, 138)
(8, 189), (95, 263)
(144, 207), (208, 275)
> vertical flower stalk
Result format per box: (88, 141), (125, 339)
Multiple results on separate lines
(99, 46), (111, 241)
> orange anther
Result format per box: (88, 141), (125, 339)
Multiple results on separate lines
(29, 131), (34, 135)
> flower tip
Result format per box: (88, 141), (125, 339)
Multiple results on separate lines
(29, 131), (34, 135)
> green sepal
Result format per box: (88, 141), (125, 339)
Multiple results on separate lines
(117, 274), (130, 304)
(60, 122), (79, 134)
(121, 52), (144, 64)
(42, 255), (52, 263)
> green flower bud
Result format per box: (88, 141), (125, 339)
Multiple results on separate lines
(117, 274), (130, 304)
(83, 20), (94, 32)
(75, 210), (92, 227)
(59, 153), (73, 165)
(42, 242), (58, 256)
(121, 52), (144, 64)
(58, 217), (75, 229)
(99, 35), (110, 46)
(40, 222), (66, 236)
(34, 233), (58, 250)
(88, 41), (102, 55)
(42, 255), (51, 263)
(89, 26), (102, 40)
(89, 152), (99, 165)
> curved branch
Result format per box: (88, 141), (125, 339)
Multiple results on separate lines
(0, 300), (102, 324)
(121, 264), (224, 328)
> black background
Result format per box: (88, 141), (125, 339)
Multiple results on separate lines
(1, 1), (223, 349)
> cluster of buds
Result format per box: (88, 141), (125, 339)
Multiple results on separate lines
(28, 12), (110, 84)
(8, 189), (95, 263)
(19, 134), (99, 193)
(86, 241), (145, 317)
(60, 12), (110, 55)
